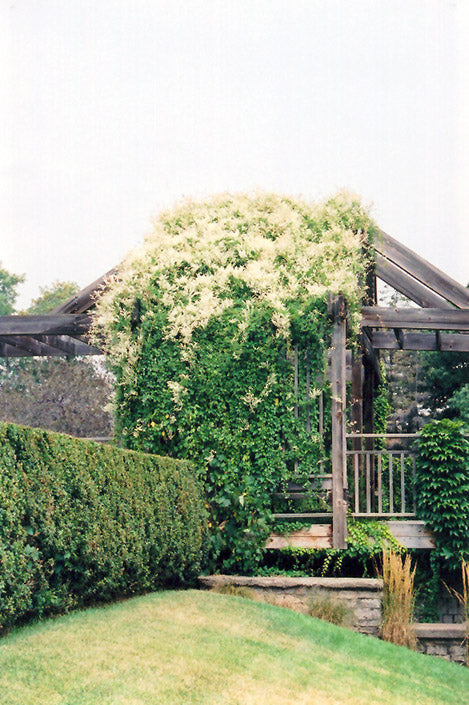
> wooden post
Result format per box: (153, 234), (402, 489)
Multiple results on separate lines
(330, 296), (347, 549)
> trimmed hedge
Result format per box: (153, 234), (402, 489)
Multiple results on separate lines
(0, 422), (207, 630)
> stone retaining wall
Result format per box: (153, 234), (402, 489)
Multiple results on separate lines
(199, 575), (383, 636)
(414, 623), (467, 665)
(438, 595), (465, 624)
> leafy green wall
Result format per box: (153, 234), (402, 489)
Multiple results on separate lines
(93, 192), (375, 571)
(0, 423), (206, 630)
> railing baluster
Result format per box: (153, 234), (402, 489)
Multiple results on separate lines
(305, 349), (311, 434)
(389, 453), (394, 514)
(366, 453), (371, 513)
(377, 453), (382, 514)
(354, 453), (359, 513)
(400, 452), (405, 514)
(294, 345), (298, 473)
(345, 434), (418, 518)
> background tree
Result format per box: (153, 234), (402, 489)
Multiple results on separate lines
(0, 276), (114, 437)
(378, 283), (469, 430)
(0, 262), (24, 315)
(420, 350), (469, 417)
(26, 280), (80, 314)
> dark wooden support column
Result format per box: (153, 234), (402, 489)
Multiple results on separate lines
(363, 356), (375, 446)
(330, 296), (347, 549)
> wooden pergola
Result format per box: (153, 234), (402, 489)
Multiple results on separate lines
(1, 232), (468, 549)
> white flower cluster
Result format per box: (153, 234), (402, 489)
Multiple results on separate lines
(93, 191), (374, 371)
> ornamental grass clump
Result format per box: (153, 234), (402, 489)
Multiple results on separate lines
(93, 191), (376, 572)
(307, 591), (354, 627)
(380, 550), (417, 650)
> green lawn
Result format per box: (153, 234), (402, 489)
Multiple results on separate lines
(0, 590), (467, 705)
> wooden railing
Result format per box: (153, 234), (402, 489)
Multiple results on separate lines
(346, 434), (419, 518)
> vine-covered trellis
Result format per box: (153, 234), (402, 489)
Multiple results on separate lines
(0, 194), (468, 567)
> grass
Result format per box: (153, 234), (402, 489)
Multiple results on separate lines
(0, 590), (467, 705)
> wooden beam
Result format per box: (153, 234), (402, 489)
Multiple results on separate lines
(0, 335), (63, 357)
(53, 269), (116, 314)
(0, 342), (30, 357)
(330, 296), (347, 549)
(362, 332), (382, 382)
(375, 253), (454, 309)
(361, 307), (469, 331)
(393, 328), (404, 349)
(375, 230), (469, 308)
(371, 331), (469, 351)
(0, 314), (92, 336)
(34, 335), (103, 356)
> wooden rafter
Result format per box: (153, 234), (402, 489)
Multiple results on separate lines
(375, 253), (454, 309)
(375, 230), (469, 308)
(53, 268), (115, 314)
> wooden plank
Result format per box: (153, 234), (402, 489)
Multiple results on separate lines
(440, 333), (469, 352)
(267, 522), (434, 550)
(371, 331), (437, 350)
(385, 520), (435, 549)
(330, 296), (347, 549)
(375, 230), (469, 308)
(266, 524), (332, 549)
(272, 513), (333, 519)
(371, 331), (469, 351)
(351, 512), (416, 518)
(346, 433), (420, 439)
(0, 314), (92, 336)
(267, 520), (435, 549)
(361, 307), (469, 331)
(266, 534), (332, 549)
(53, 268), (116, 314)
(375, 253), (454, 309)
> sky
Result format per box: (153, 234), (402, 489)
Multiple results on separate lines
(1, 0), (468, 308)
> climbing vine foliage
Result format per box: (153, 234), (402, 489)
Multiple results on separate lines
(93, 192), (375, 571)
(415, 419), (469, 567)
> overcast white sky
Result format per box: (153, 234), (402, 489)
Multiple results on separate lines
(1, 0), (468, 308)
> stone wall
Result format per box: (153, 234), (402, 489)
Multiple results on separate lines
(438, 595), (465, 624)
(414, 624), (467, 665)
(199, 575), (383, 636)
